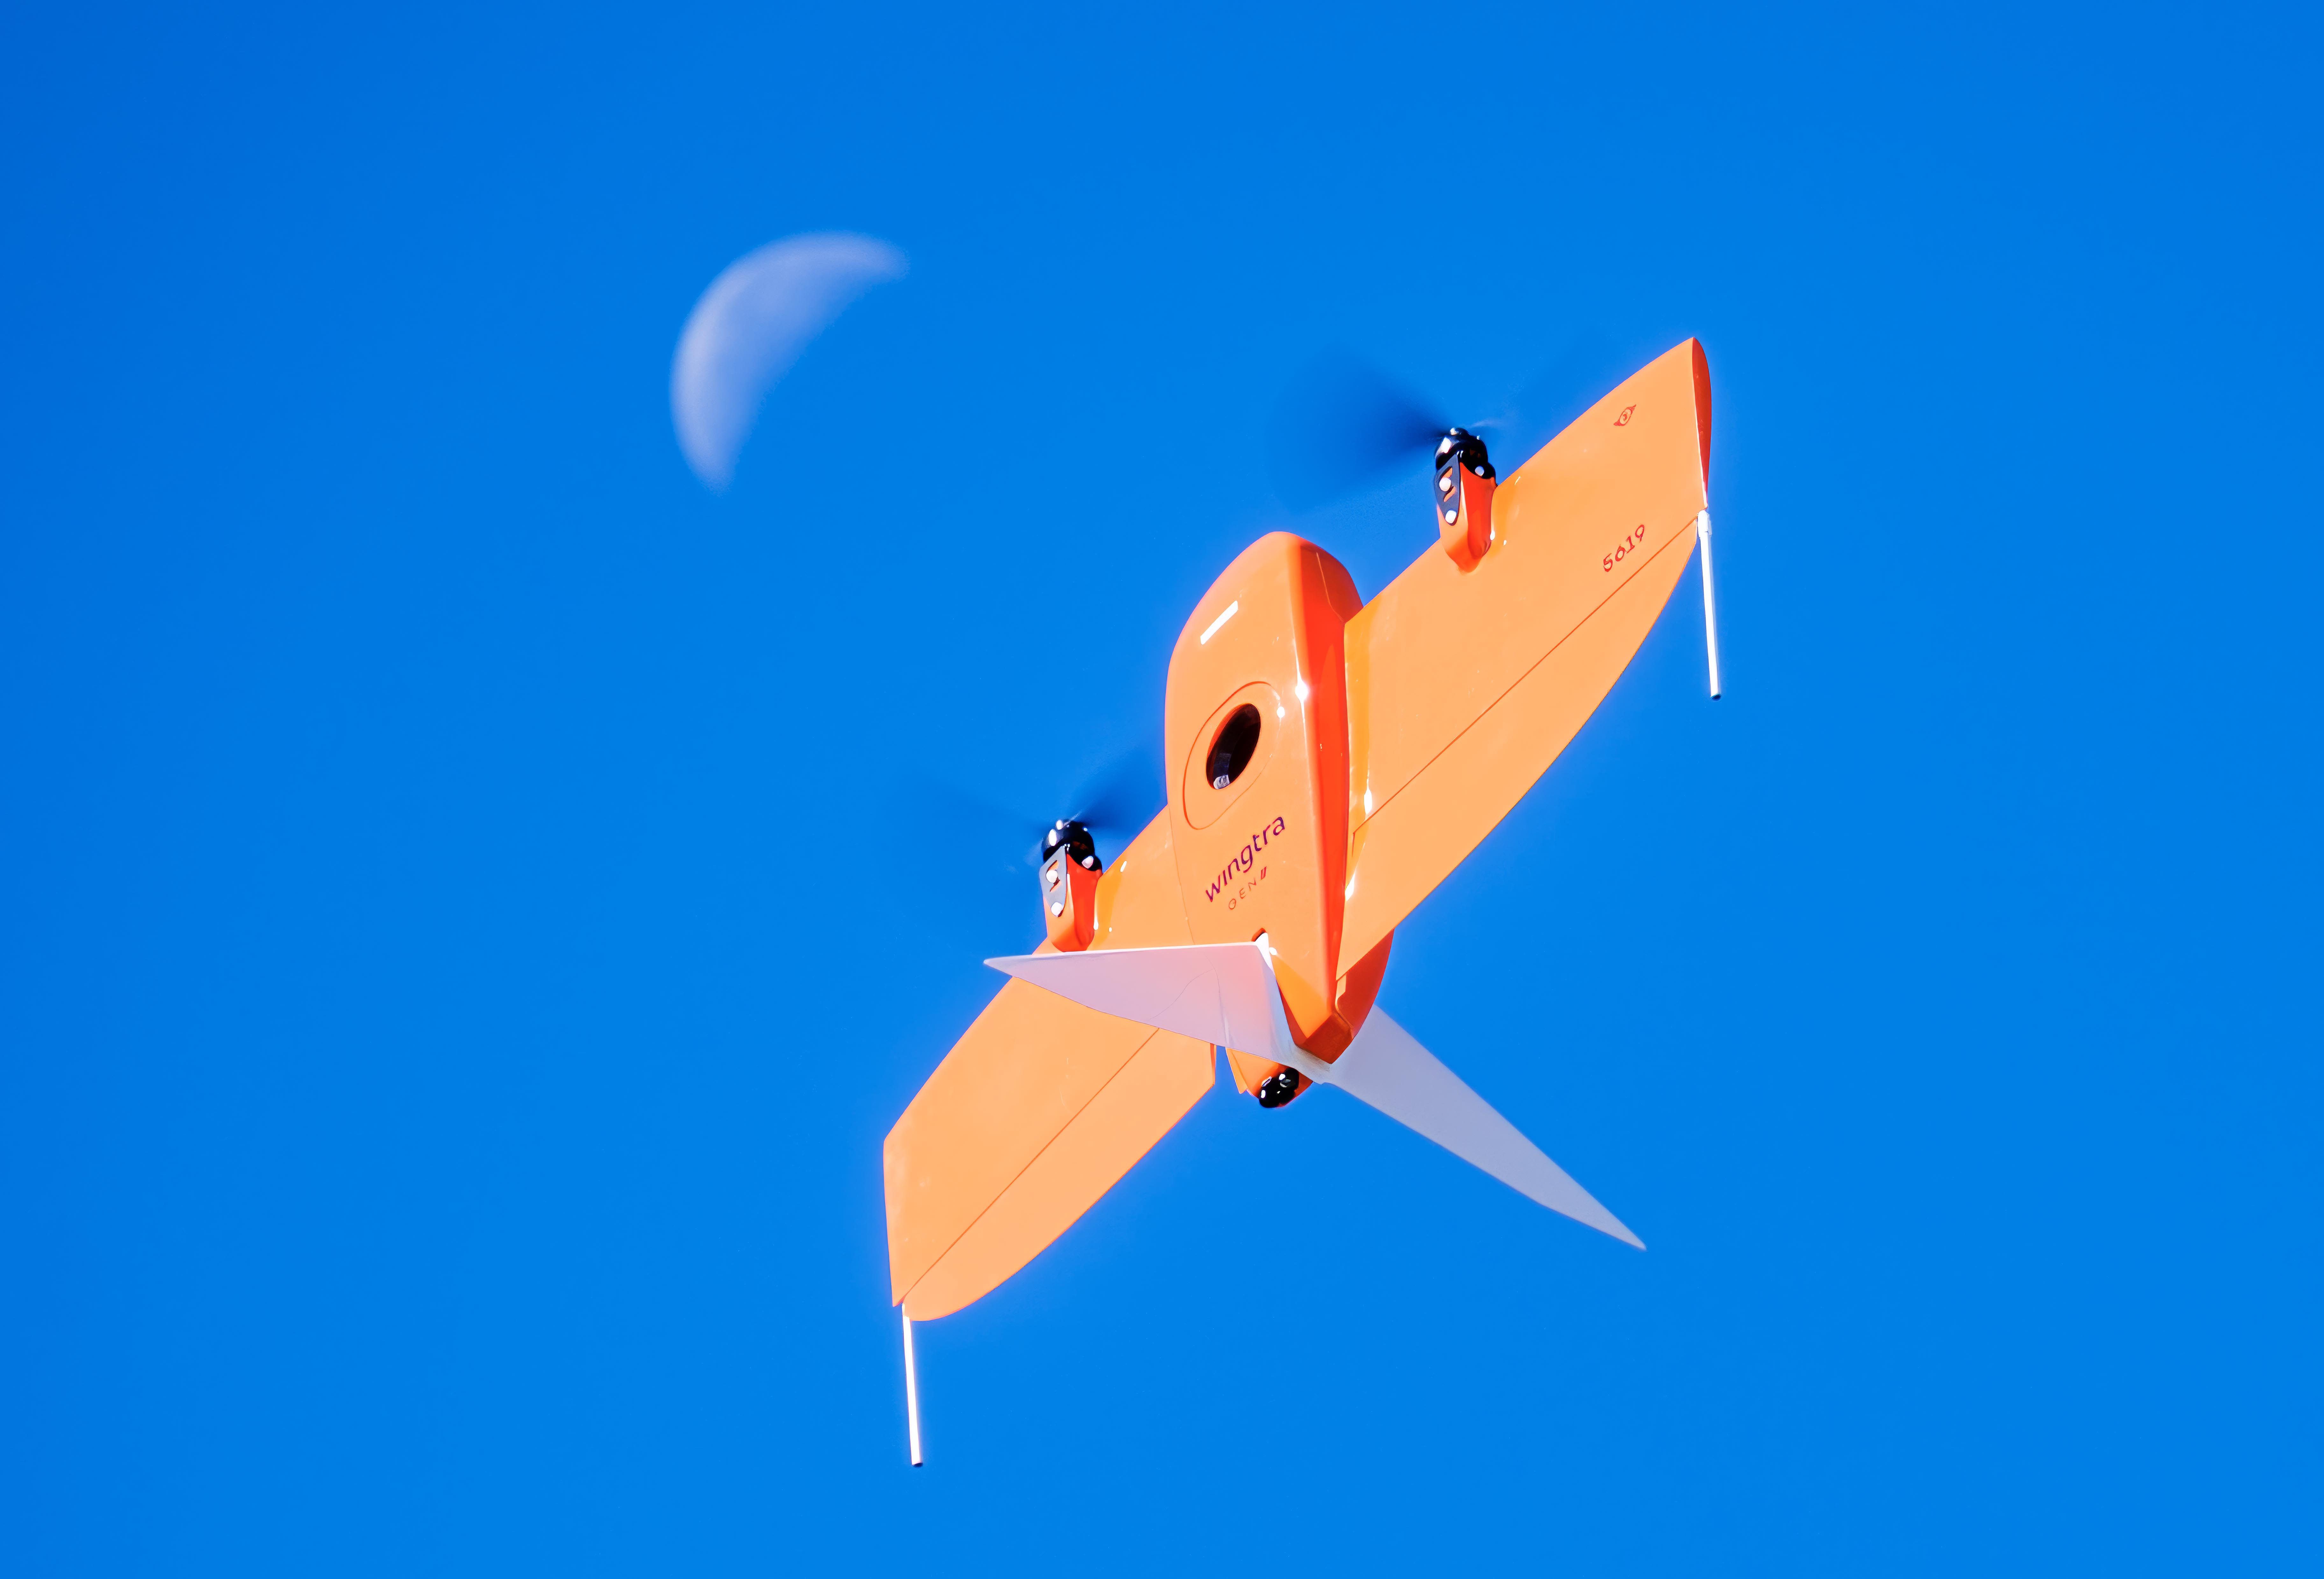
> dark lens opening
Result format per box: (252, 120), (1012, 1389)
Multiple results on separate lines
(1205, 704), (1263, 790)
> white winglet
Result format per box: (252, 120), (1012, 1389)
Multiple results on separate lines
(984, 942), (1299, 1063)
(983, 944), (1641, 1248)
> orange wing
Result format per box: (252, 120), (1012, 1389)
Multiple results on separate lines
(1340, 340), (1712, 959)
(883, 813), (1213, 1320)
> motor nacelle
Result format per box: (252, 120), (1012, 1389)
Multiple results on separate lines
(1434, 427), (1496, 570)
(1038, 819), (1101, 952)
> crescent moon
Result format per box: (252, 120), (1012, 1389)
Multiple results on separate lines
(670, 232), (907, 490)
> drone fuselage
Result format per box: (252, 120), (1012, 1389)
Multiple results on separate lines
(1153, 532), (1391, 1099)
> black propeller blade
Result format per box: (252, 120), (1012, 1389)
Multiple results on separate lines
(1063, 746), (1164, 851)
(1265, 334), (1639, 514)
(1265, 349), (1451, 511)
(903, 743), (1164, 877)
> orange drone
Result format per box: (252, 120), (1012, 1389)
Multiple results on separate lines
(885, 340), (1722, 1464)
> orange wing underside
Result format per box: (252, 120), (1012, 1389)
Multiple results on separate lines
(885, 980), (1213, 1319)
(882, 340), (1712, 1320)
(884, 816), (1212, 1320)
(1341, 340), (1710, 957)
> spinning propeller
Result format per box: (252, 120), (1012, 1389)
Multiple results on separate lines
(910, 743), (1165, 889)
(1265, 349), (1454, 511)
(1036, 747), (1163, 867)
(1265, 336), (1634, 513)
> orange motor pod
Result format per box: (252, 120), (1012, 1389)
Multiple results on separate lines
(1436, 461), (1495, 569)
(1040, 850), (1098, 951)
(1165, 532), (1365, 1057)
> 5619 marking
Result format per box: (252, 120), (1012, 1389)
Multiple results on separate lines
(1602, 524), (1649, 572)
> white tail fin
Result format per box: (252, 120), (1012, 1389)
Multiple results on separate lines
(985, 942), (1299, 1062)
(984, 944), (1640, 1248)
(1322, 1008), (1641, 1247)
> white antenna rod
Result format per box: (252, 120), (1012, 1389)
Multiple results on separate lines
(1696, 509), (1723, 699)
(901, 1310), (924, 1467)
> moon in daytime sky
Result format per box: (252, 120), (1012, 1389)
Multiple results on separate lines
(670, 232), (906, 489)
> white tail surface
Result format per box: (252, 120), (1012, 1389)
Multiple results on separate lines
(984, 944), (1640, 1248)
(985, 942), (1299, 1062)
(1325, 1008), (1641, 1247)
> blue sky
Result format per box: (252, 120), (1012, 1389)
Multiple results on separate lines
(4, 2), (2319, 1573)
